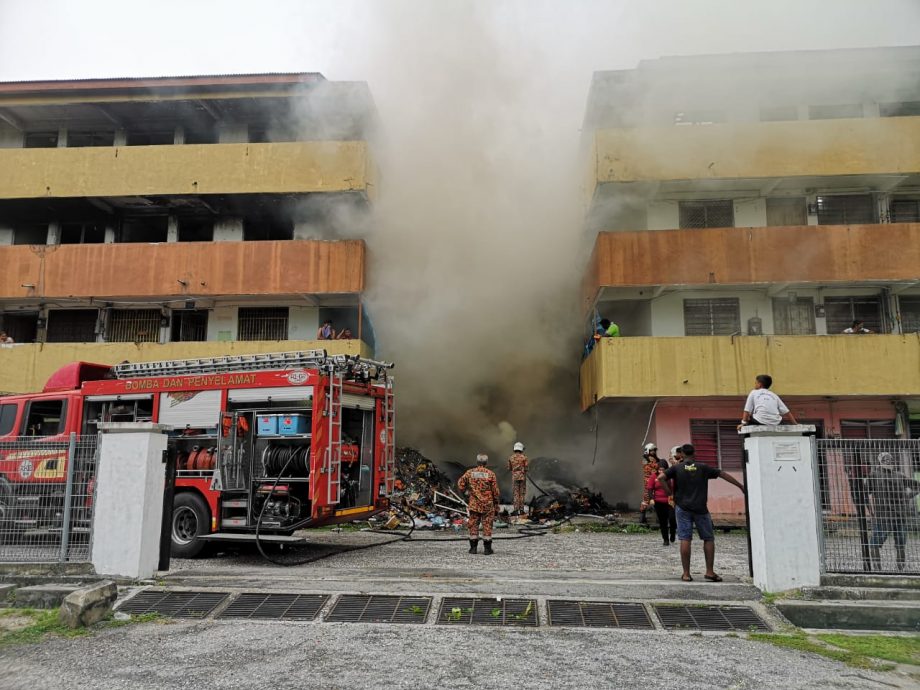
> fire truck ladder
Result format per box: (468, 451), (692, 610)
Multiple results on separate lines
(324, 371), (344, 505)
(113, 350), (329, 378)
(382, 378), (397, 494)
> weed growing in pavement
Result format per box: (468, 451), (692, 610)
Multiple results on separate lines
(0, 608), (163, 647)
(553, 523), (652, 534)
(749, 631), (910, 670)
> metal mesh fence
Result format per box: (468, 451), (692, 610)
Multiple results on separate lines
(816, 438), (920, 574)
(0, 434), (98, 563)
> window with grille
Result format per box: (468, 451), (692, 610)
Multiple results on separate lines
(67, 130), (115, 147)
(60, 222), (105, 244)
(0, 312), (38, 343)
(107, 309), (160, 343)
(824, 296), (882, 334)
(171, 310), (208, 342)
(24, 131), (58, 148)
(890, 197), (920, 224)
(808, 104), (863, 120)
(899, 297), (920, 333)
(766, 197), (807, 226)
(125, 129), (174, 146)
(679, 200), (734, 229)
(880, 101), (920, 118)
(46, 309), (98, 343)
(683, 298), (740, 335)
(840, 420), (896, 439)
(238, 307), (289, 341)
(690, 420), (744, 472)
(816, 194), (875, 225)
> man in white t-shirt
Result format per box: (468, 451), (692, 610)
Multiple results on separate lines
(738, 374), (798, 428)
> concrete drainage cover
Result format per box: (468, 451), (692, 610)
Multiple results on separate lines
(653, 604), (770, 632)
(118, 591), (228, 619)
(324, 595), (432, 624)
(546, 600), (654, 629)
(437, 597), (538, 627)
(218, 593), (329, 621)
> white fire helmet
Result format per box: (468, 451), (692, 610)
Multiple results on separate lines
(877, 452), (895, 468)
(643, 442), (657, 453)
(513, 442), (525, 452)
(476, 453), (489, 465)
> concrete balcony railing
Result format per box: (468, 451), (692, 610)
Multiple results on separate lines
(0, 141), (375, 199)
(580, 334), (920, 410)
(582, 223), (920, 311)
(0, 339), (373, 394)
(588, 115), (920, 187)
(0, 239), (365, 300)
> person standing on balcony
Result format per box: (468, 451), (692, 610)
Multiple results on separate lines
(738, 374), (798, 428)
(336, 328), (353, 340)
(0, 331), (13, 344)
(317, 320), (336, 340)
(843, 320), (872, 334)
(658, 443), (746, 582)
(599, 318), (620, 337)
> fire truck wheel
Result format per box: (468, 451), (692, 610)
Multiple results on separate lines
(171, 492), (210, 558)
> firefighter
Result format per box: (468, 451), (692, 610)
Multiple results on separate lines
(458, 453), (501, 555)
(507, 441), (529, 515)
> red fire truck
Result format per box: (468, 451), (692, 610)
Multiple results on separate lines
(0, 350), (395, 557)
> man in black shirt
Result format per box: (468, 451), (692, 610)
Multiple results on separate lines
(658, 443), (745, 582)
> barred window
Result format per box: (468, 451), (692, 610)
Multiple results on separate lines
(690, 420), (744, 472)
(679, 200), (734, 229)
(824, 296), (882, 334)
(238, 307), (288, 341)
(171, 310), (208, 342)
(840, 420), (896, 440)
(890, 197), (920, 224)
(46, 309), (98, 343)
(108, 309), (160, 343)
(899, 297), (920, 334)
(816, 194), (875, 225)
(683, 298), (740, 336)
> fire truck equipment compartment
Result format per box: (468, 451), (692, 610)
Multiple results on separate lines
(279, 415), (308, 435)
(257, 415), (279, 435)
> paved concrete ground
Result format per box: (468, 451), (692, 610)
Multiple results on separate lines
(5, 531), (913, 689)
(1, 618), (911, 690)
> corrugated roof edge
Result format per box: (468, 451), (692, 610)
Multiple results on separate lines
(0, 73), (327, 94)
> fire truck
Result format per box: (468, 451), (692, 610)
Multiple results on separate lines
(0, 349), (395, 557)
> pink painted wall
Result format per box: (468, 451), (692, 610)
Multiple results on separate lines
(650, 397), (897, 515)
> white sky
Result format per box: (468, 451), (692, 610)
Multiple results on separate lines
(0, 0), (917, 84)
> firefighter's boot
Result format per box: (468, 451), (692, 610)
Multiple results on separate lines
(483, 540), (494, 555)
(869, 546), (881, 571)
(897, 545), (906, 572)
(468, 539), (479, 554)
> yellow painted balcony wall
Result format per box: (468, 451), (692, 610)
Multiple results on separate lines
(0, 339), (373, 395)
(591, 116), (920, 185)
(580, 335), (920, 410)
(0, 141), (374, 199)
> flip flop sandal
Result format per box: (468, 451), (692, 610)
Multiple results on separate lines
(681, 574), (693, 582)
(704, 574), (723, 582)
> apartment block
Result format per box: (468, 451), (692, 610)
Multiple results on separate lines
(0, 74), (377, 392)
(580, 47), (920, 512)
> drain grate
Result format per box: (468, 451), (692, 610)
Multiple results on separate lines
(546, 600), (654, 629)
(218, 593), (329, 621)
(436, 597), (538, 627)
(653, 605), (770, 632)
(325, 595), (432, 624)
(118, 591), (228, 619)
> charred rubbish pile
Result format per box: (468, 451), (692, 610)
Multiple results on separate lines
(379, 447), (618, 530)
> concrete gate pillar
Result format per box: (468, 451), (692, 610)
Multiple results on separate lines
(742, 425), (821, 592)
(91, 423), (171, 579)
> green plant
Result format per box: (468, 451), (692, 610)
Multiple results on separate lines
(816, 634), (920, 666)
(0, 609), (89, 646)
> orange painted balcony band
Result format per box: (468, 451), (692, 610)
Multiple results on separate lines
(0, 239), (365, 300)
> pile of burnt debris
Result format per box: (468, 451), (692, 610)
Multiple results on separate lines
(378, 446), (618, 530)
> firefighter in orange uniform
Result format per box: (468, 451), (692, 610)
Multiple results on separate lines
(507, 441), (529, 515)
(458, 453), (501, 555)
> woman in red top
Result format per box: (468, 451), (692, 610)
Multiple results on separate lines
(645, 471), (677, 546)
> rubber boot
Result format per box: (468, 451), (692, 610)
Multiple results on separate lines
(483, 540), (494, 555)
(869, 546), (881, 572)
(896, 546), (906, 572)
(468, 539), (479, 554)
(639, 509), (647, 525)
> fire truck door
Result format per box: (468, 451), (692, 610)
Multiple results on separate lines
(356, 410), (374, 507)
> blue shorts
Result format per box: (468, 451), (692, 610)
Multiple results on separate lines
(675, 506), (715, 542)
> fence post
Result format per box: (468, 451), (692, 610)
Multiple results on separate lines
(58, 432), (77, 563)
